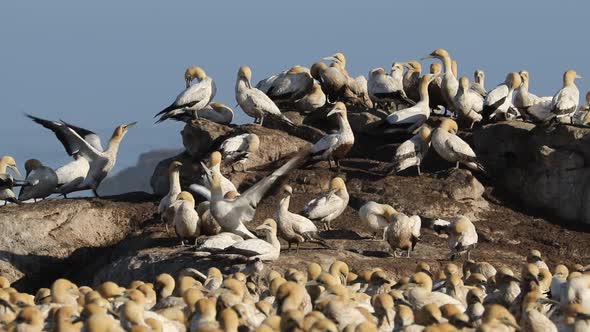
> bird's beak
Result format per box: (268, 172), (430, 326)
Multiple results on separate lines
(385, 310), (393, 326)
(421, 55), (434, 60)
(323, 56), (338, 62)
(327, 108), (341, 117)
(576, 75), (582, 79)
(8, 165), (21, 177)
(124, 121), (138, 129)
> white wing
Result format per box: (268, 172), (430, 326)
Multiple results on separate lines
(172, 78), (214, 108)
(221, 134), (249, 155)
(246, 89), (282, 116)
(311, 134), (339, 154)
(289, 213), (319, 234)
(303, 192), (344, 220)
(410, 215), (421, 238)
(445, 134), (477, 160)
(229, 239), (274, 256)
(385, 105), (427, 125)
(485, 84), (509, 106)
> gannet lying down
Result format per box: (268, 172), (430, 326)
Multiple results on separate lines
(294, 83), (326, 113)
(431, 119), (485, 173)
(385, 212), (421, 258)
(256, 66), (313, 104)
(198, 102), (234, 125)
(358, 201), (396, 240)
(220, 133), (260, 172)
(210, 148), (310, 239)
(0, 156), (21, 205)
(301, 177), (349, 231)
(222, 219), (281, 261)
(310, 102), (354, 169)
(393, 126), (432, 175)
(18, 159), (58, 202)
(367, 66), (414, 109)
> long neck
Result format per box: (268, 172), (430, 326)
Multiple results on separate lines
(419, 81), (430, 103)
(338, 115), (352, 135)
(105, 136), (122, 157)
(522, 78), (529, 91)
(236, 78), (249, 92)
(441, 57), (453, 77)
(169, 170), (181, 194)
(267, 230), (281, 251)
(279, 195), (291, 213)
(211, 180), (223, 200)
(0, 162), (6, 173)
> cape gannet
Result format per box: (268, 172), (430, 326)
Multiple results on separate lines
(367, 66), (414, 110)
(210, 148), (309, 239)
(483, 72), (521, 121)
(473, 70), (487, 95)
(310, 102), (354, 169)
(403, 61), (423, 103)
(428, 63), (446, 110)
(294, 83), (326, 113)
(406, 272), (466, 311)
(235, 66), (293, 126)
(514, 70), (552, 116)
(358, 201), (396, 240)
(431, 119), (485, 172)
(548, 69), (582, 123)
(448, 216), (478, 260)
(274, 185), (328, 252)
(27, 115), (136, 197)
(17, 159), (58, 202)
(156, 66), (216, 123)
(0, 156), (20, 205)
(393, 126), (432, 175)
(454, 76), (484, 128)
(422, 48), (459, 111)
(158, 161), (182, 226)
(301, 177), (349, 230)
(195, 201), (221, 236)
(384, 212), (421, 258)
(220, 133), (260, 172)
(224, 219), (281, 261)
(198, 151), (238, 199)
(385, 74), (437, 133)
(310, 62), (348, 104)
(574, 91), (590, 125)
(256, 66), (313, 104)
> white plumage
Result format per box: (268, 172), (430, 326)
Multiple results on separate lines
(393, 126), (432, 174)
(431, 119), (483, 172)
(302, 177), (348, 230)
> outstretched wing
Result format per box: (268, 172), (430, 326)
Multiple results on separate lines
(27, 114), (103, 156)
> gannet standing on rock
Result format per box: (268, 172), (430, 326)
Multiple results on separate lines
(431, 119), (485, 173)
(482, 72), (521, 121)
(367, 66), (414, 110)
(310, 62), (348, 104)
(18, 159), (58, 202)
(384, 74), (437, 133)
(473, 70), (487, 95)
(310, 102), (354, 169)
(27, 114), (136, 197)
(393, 126), (432, 175)
(422, 48), (459, 111)
(210, 148), (309, 239)
(514, 70), (551, 116)
(358, 201), (396, 240)
(548, 69), (582, 124)
(220, 133), (260, 172)
(256, 66), (313, 104)
(173, 192), (200, 245)
(158, 161), (182, 227)
(194, 151), (238, 200)
(385, 212), (421, 257)
(301, 177), (349, 230)
(223, 219), (281, 261)
(294, 83), (326, 113)
(403, 61), (423, 103)
(235, 66), (294, 126)
(0, 156), (20, 205)
(454, 77), (484, 128)
(156, 66), (216, 123)
(274, 185), (329, 252)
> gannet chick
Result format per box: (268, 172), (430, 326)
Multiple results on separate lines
(17, 159), (58, 202)
(393, 126), (432, 175)
(483, 72), (522, 121)
(210, 148), (308, 239)
(27, 114), (136, 197)
(422, 48), (459, 111)
(173, 192), (200, 245)
(431, 119), (486, 172)
(384, 212), (421, 258)
(548, 69), (582, 123)
(406, 272), (466, 311)
(514, 70), (552, 116)
(358, 201), (396, 240)
(367, 66), (414, 110)
(220, 133), (260, 172)
(302, 177), (349, 231)
(447, 216), (478, 260)
(384, 74), (438, 133)
(454, 77), (484, 128)
(235, 66), (293, 126)
(0, 156), (21, 205)
(158, 161), (182, 226)
(404, 60), (423, 103)
(224, 219), (281, 261)
(258, 66), (314, 104)
(156, 66), (216, 123)
(310, 102), (354, 169)
(295, 83), (326, 113)
(275, 185), (328, 252)
(473, 69), (487, 95)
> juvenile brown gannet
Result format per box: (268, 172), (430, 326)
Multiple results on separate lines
(220, 133), (260, 172)
(393, 126), (432, 175)
(156, 66), (216, 123)
(358, 201), (396, 240)
(224, 219), (281, 261)
(173, 192), (200, 245)
(367, 66), (415, 110)
(210, 148), (309, 239)
(384, 212), (421, 258)
(0, 156), (20, 205)
(483, 72), (522, 121)
(158, 161), (182, 224)
(27, 114), (136, 197)
(431, 119), (485, 172)
(274, 185), (328, 252)
(514, 70), (551, 116)
(17, 159), (58, 202)
(302, 177), (349, 231)
(256, 66), (314, 104)
(454, 77), (484, 128)
(310, 102), (354, 169)
(548, 69), (582, 123)
(235, 66), (293, 126)
(294, 83), (326, 113)
(422, 49), (459, 111)
(403, 60), (423, 103)
(385, 74), (437, 133)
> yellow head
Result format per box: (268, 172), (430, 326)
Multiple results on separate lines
(424, 48), (450, 60)
(371, 68), (387, 77)
(411, 272), (433, 291)
(238, 66), (252, 82)
(326, 102), (347, 118)
(451, 216), (471, 235)
(209, 102), (229, 111)
(210, 151), (222, 167)
(247, 134), (260, 153)
(287, 65), (308, 74)
(329, 177), (346, 190)
(554, 264), (569, 278)
(439, 119), (458, 134)
(310, 62), (328, 79)
(176, 191), (194, 202)
(282, 184), (293, 196)
(224, 191), (240, 200)
(256, 218), (277, 234)
(563, 69), (582, 86)
(430, 63), (442, 75)
(168, 161), (182, 173)
(519, 70), (530, 83)
(391, 63), (405, 74)
(0, 156), (19, 176)
(418, 126), (432, 142)
(404, 60), (422, 73)
(382, 204), (397, 218)
(185, 66), (207, 87)
(420, 73), (437, 88)
(474, 70), (485, 83)
(482, 304), (519, 329)
(111, 122), (137, 141)
(508, 72), (522, 90)
(459, 76), (470, 90)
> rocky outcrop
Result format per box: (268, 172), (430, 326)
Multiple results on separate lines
(473, 122), (590, 224)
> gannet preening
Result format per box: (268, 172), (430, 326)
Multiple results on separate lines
(358, 201), (396, 240)
(17, 159), (58, 202)
(301, 177), (349, 230)
(422, 48), (459, 111)
(0, 156), (20, 205)
(367, 66), (414, 110)
(447, 216), (478, 260)
(513, 70), (551, 117)
(454, 77), (484, 128)
(256, 66), (313, 104)
(235, 66), (294, 126)
(384, 74), (437, 133)
(27, 114), (136, 197)
(473, 70), (487, 95)
(274, 185), (328, 252)
(482, 72), (521, 121)
(224, 219), (281, 261)
(294, 83), (326, 113)
(393, 126), (432, 175)
(220, 133), (260, 172)
(173, 192), (200, 245)
(431, 119), (485, 173)
(310, 62), (348, 103)
(156, 66), (216, 123)
(210, 148), (309, 239)
(384, 212), (421, 258)
(158, 161), (182, 226)
(547, 69), (582, 123)
(310, 102), (354, 169)
(403, 61), (423, 103)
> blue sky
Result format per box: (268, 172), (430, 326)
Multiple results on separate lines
(0, 1), (587, 177)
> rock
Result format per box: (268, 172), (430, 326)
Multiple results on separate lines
(473, 121), (590, 224)
(181, 119), (233, 158)
(443, 169), (485, 202)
